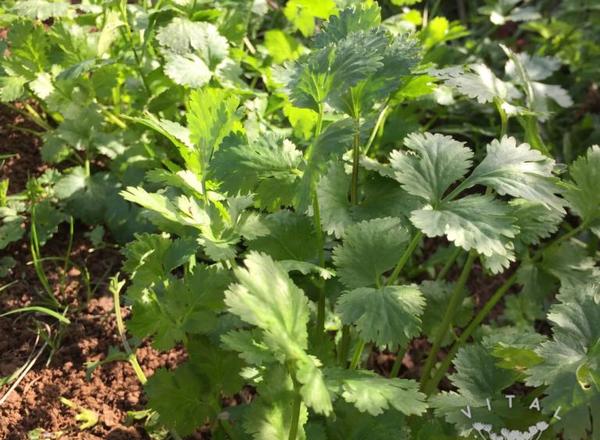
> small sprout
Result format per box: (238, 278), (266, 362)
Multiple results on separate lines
(60, 397), (99, 430)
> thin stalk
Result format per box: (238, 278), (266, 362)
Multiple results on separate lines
(420, 251), (477, 387)
(364, 102), (390, 155)
(288, 374), (302, 440)
(111, 276), (147, 385)
(62, 216), (74, 274)
(314, 195), (327, 338)
(534, 221), (588, 258)
(24, 103), (52, 131)
(338, 325), (351, 366)
(423, 272), (518, 395)
(386, 231), (423, 286)
(436, 247), (462, 281)
(118, 1), (151, 95)
(389, 345), (407, 378)
(30, 210), (60, 307)
(349, 339), (366, 369)
(422, 222), (589, 394)
(308, 105), (326, 340)
(494, 98), (508, 138)
(350, 118), (361, 205)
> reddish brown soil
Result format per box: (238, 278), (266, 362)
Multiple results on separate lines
(0, 103), (47, 193)
(0, 106), (188, 439)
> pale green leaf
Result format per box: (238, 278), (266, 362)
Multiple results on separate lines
(225, 252), (310, 358)
(410, 195), (517, 257)
(164, 53), (211, 88)
(463, 136), (564, 212)
(325, 368), (427, 416)
(389, 132), (473, 203)
(157, 18), (228, 68)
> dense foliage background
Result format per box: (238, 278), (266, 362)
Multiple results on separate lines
(0, 0), (599, 439)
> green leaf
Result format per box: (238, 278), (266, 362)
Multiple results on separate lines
(526, 292), (600, 439)
(225, 252), (309, 358)
(187, 336), (244, 395)
(0, 306), (70, 324)
(564, 145), (600, 225)
(264, 30), (303, 63)
(243, 366), (309, 440)
(332, 217), (410, 288)
(163, 53), (211, 88)
(541, 241), (600, 289)
(432, 63), (520, 104)
(282, 30), (385, 111)
(410, 194), (517, 258)
(248, 211), (318, 262)
(463, 136), (564, 212)
(0, 215), (24, 250)
(0, 76), (27, 102)
(316, 163), (417, 238)
(157, 18), (228, 68)
(325, 368), (427, 416)
(31, 201), (67, 246)
(211, 134), (302, 209)
(55, 169), (112, 225)
(324, 402), (412, 440)
(389, 132), (473, 204)
(129, 265), (230, 350)
(145, 365), (212, 436)
(510, 198), (563, 245)
(283, 0), (337, 37)
(420, 280), (473, 347)
(314, 3), (381, 47)
(221, 329), (276, 365)
(336, 285), (424, 348)
(186, 87), (240, 175)
(225, 252), (332, 415)
(11, 0), (70, 20)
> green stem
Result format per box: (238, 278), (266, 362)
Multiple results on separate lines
(288, 375), (302, 440)
(314, 195), (327, 339)
(423, 272), (518, 395)
(494, 98), (508, 138)
(119, 0), (151, 95)
(420, 251), (477, 387)
(338, 325), (351, 366)
(364, 103), (390, 155)
(389, 346), (407, 378)
(350, 118), (361, 206)
(386, 231), (423, 286)
(534, 221), (588, 258)
(349, 339), (366, 369)
(309, 105), (326, 339)
(111, 276), (147, 385)
(436, 247), (462, 281)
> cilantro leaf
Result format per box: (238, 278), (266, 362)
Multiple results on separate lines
(163, 53), (211, 88)
(145, 365), (212, 436)
(186, 87), (240, 175)
(410, 194), (517, 258)
(336, 285), (424, 348)
(526, 293), (600, 440)
(157, 18), (228, 68)
(389, 132), (473, 204)
(225, 252), (310, 358)
(462, 136), (564, 212)
(332, 217), (410, 288)
(314, 3), (381, 47)
(564, 145), (600, 226)
(325, 368), (427, 416)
